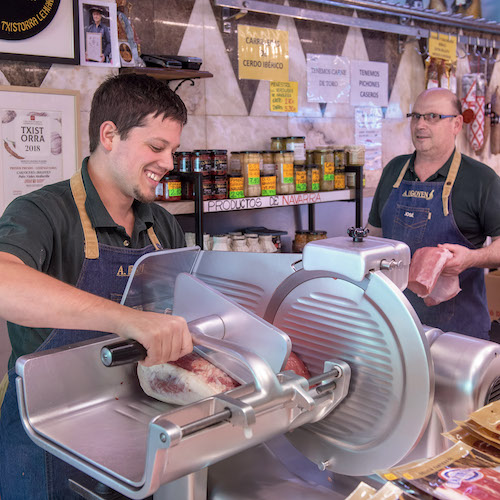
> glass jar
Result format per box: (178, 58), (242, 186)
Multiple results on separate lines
(259, 234), (277, 253)
(293, 230), (309, 253)
(345, 145), (365, 166)
(175, 152), (191, 172)
(261, 151), (275, 175)
(229, 152), (241, 175)
(241, 151), (261, 197)
(212, 175), (227, 200)
(228, 175), (244, 199)
(202, 176), (213, 201)
(164, 175), (182, 201)
(285, 136), (306, 165)
(212, 234), (231, 251)
(306, 149), (315, 166)
(333, 149), (346, 190)
(346, 171), (356, 188)
(306, 164), (320, 192)
(192, 150), (211, 176)
(271, 137), (285, 151)
(314, 148), (334, 191)
(275, 150), (295, 195)
(307, 230), (327, 242)
(294, 165), (307, 193)
(211, 149), (228, 175)
(154, 177), (166, 201)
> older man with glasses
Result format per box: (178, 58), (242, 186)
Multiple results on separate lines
(367, 87), (500, 340)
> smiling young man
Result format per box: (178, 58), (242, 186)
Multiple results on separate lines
(0, 74), (193, 499)
(367, 87), (500, 339)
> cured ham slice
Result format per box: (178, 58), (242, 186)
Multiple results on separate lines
(138, 350), (310, 406)
(408, 247), (461, 306)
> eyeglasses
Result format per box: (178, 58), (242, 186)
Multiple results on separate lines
(407, 112), (458, 123)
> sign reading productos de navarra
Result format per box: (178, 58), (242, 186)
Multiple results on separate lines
(1, 0), (60, 40)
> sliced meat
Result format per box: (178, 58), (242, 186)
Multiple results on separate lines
(138, 350), (310, 405)
(424, 274), (461, 306)
(408, 246), (454, 297)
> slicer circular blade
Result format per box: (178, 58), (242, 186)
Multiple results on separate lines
(265, 269), (434, 476)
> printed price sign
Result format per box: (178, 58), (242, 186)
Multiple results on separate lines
(429, 32), (457, 63)
(238, 25), (289, 81)
(270, 81), (298, 113)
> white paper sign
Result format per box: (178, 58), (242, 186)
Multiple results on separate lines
(306, 54), (350, 103)
(355, 107), (383, 170)
(350, 60), (388, 107)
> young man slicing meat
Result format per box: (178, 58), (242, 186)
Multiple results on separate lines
(367, 88), (500, 341)
(0, 74), (193, 499)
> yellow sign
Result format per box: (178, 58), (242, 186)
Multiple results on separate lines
(270, 81), (298, 113)
(238, 25), (289, 81)
(428, 32), (457, 63)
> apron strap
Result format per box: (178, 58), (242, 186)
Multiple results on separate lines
(70, 170), (100, 259)
(0, 373), (9, 417)
(70, 170), (163, 257)
(442, 150), (461, 217)
(392, 150), (462, 216)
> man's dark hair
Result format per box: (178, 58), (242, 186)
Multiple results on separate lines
(88, 73), (188, 153)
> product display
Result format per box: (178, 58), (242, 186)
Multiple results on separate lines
(306, 164), (320, 192)
(241, 151), (261, 197)
(314, 148), (335, 191)
(333, 149), (346, 190)
(294, 164), (307, 193)
(275, 150), (295, 194)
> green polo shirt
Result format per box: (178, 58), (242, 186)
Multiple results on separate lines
(368, 151), (500, 248)
(0, 158), (185, 369)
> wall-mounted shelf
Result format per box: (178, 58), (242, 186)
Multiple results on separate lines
(119, 67), (214, 81)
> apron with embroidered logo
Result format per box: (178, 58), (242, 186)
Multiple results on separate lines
(0, 170), (163, 499)
(381, 150), (490, 339)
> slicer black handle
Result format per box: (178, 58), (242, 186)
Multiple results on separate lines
(101, 340), (147, 367)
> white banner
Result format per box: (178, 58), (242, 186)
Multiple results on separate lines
(306, 54), (350, 103)
(350, 60), (388, 107)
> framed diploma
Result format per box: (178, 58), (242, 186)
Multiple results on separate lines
(0, 86), (80, 214)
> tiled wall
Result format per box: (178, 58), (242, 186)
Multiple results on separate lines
(0, 0), (499, 238)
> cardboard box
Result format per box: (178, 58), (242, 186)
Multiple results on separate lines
(485, 270), (500, 321)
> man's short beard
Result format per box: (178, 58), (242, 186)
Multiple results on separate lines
(133, 188), (155, 204)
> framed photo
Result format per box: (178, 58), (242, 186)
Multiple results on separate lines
(0, 0), (79, 65)
(79, 1), (119, 68)
(0, 86), (80, 214)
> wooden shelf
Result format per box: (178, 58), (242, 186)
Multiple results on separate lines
(156, 189), (358, 215)
(119, 67), (213, 81)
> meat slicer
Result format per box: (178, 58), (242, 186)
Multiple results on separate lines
(15, 231), (500, 499)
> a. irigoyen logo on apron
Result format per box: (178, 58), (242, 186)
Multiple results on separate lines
(402, 189), (434, 201)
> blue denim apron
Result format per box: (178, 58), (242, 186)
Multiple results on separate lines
(0, 170), (162, 499)
(381, 150), (490, 339)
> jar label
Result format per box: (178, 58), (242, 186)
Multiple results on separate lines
(334, 173), (346, 190)
(167, 181), (182, 197)
(293, 142), (306, 161)
(312, 171), (320, 183)
(248, 163), (260, 185)
(295, 170), (306, 192)
(283, 163), (294, 184)
(324, 162), (334, 181)
(261, 176), (276, 196)
(155, 183), (164, 198)
(312, 182), (320, 191)
(229, 177), (244, 198)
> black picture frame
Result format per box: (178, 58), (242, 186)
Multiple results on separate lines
(0, 0), (80, 65)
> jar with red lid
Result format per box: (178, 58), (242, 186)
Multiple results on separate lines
(154, 177), (166, 201)
(211, 150), (228, 175)
(175, 152), (192, 173)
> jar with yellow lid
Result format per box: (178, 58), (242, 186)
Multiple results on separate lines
(313, 148), (334, 191)
(333, 149), (346, 190)
(271, 137), (286, 151)
(241, 151), (261, 197)
(274, 150), (295, 195)
(285, 136), (306, 165)
(306, 164), (320, 192)
(294, 165), (307, 193)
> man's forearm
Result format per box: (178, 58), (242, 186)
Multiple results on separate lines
(467, 237), (500, 269)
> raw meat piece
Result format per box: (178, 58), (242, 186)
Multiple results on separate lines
(284, 351), (311, 379)
(138, 351), (310, 406)
(424, 275), (461, 306)
(138, 352), (239, 406)
(408, 247), (454, 297)
(408, 246), (461, 305)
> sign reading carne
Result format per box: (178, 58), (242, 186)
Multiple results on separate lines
(0, 0), (60, 40)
